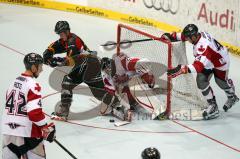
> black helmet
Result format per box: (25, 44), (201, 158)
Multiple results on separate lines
(101, 57), (112, 70)
(55, 21), (70, 34)
(141, 147), (160, 159)
(24, 53), (43, 70)
(182, 24), (198, 38)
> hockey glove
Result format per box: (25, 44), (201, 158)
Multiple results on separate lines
(41, 122), (56, 142)
(48, 57), (66, 67)
(161, 32), (178, 42)
(161, 33), (173, 42)
(167, 65), (188, 78)
(43, 49), (53, 64)
(88, 50), (98, 56)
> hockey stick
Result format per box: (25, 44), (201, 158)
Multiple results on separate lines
(54, 139), (78, 159)
(100, 38), (158, 47)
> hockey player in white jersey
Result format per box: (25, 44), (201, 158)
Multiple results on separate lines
(2, 53), (56, 159)
(100, 52), (155, 121)
(164, 24), (239, 120)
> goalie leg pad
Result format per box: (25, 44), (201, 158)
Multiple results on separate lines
(3, 135), (45, 159)
(112, 105), (132, 122)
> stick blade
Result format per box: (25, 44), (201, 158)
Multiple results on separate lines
(114, 121), (131, 127)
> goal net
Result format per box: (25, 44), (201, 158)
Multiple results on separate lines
(116, 24), (207, 120)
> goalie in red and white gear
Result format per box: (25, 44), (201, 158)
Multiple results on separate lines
(163, 24), (239, 120)
(1, 53), (56, 159)
(113, 52), (155, 88)
(101, 53), (156, 121)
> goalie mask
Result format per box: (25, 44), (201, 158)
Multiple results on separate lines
(101, 57), (112, 75)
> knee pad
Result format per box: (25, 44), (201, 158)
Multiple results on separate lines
(61, 75), (74, 90)
(196, 73), (210, 90)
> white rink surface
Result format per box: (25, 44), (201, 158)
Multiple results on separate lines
(0, 4), (240, 159)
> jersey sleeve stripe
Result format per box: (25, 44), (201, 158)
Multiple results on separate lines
(26, 100), (41, 112)
(202, 46), (226, 68)
(75, 37), (84, 51)
(27, 89), (41, 102)
(187, 64), (196, 73)
(28, 108), (46, 126)
(191, 61), (205, 73)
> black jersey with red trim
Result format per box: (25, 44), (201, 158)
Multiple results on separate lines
(47, 33), (89, 58)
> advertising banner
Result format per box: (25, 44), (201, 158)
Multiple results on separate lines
(89, 0), (239, 48)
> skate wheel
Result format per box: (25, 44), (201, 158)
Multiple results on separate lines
(223, 105), (228, 112)
(202, 112), (208, 120)
(109, 119), (115, 123)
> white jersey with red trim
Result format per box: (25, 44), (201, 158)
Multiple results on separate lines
(2, 74), (47, 138)
(113, 52), (150, 77)
(102, 53), (153, 95)
(176, 31), (229, 73)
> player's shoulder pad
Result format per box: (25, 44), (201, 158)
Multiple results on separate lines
(27, 79), (42, 95)
(195, 37), (209, 54)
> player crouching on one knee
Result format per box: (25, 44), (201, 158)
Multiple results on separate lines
(162, 24), (239, 120)
(2, 53), (56, 159)
(100, 52), (155, 121)
(43, 21), (109, 121)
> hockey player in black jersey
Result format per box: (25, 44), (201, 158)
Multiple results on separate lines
(43, 21), (118, 120)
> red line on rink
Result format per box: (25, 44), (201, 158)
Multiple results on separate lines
(42, 92), (194, 134)
(0, 42), (25, 56)
(47, 113), (194, 134)
(1, 42), (240, 152)
(0, 42), (69, 74)
(172, 120), (240, 153)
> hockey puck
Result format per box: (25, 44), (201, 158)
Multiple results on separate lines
(109, 119), (115, 123)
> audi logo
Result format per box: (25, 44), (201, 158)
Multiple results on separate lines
(143, 0), (180, 14)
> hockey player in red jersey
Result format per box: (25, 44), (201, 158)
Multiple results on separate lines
(2, 53), (56, 159)
(164, 24), (239, 119)
(100, 53), (155, 120)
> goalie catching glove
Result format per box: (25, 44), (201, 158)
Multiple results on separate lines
(41, 122), (56, 142)
(167, 64), (189, 78)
